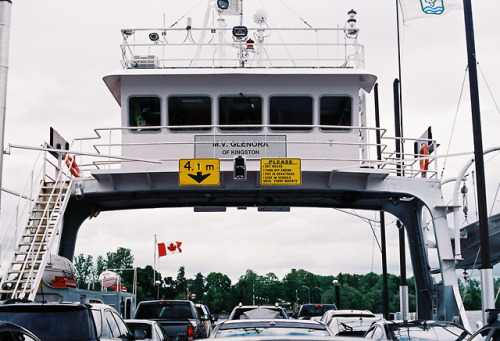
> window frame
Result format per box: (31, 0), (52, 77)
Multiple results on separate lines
(268, 95), (314, 132)
(127, 95), (162, 133)
(318, 95), (353, 132)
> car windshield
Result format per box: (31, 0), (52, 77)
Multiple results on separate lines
(215, 326), (330, 338)
(136, 302), (193, 319)
(127, 323), (152, 339)
(299, 305), (336, 317)
(388, 323), (468, 340)
(0, 308), (96, 341)
(232, 308), (284, 320)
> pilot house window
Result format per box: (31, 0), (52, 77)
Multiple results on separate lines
(270, 96), (313, 131)
(219, 96), (262, 131)
(129, 96), (161, 131)
(320, 96), (352, 130)
(168, 96), (211, 131)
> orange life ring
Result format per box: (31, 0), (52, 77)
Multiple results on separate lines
(419, 143), (429, 177)
(64, 154), (81, 177)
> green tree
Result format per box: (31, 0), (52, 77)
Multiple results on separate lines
(175, 266), (187, 299)
(205, 272), (232, 312)
(192, 272), (205, 303)
(106, 247), (134, 270)
(74, 254), (94, 289)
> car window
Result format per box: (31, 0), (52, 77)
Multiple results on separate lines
(136, 302), (194, 319)
(127, 323), (152, 339)
(105, 310), (121, 338)
(111, 311), (129, 337)
(0, 308), (95, 341)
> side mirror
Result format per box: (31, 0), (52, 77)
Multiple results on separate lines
(133, 330), (147, 340)
(213, 315), (219, 322)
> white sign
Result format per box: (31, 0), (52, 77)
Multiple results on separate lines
(195, 135), (286, 158)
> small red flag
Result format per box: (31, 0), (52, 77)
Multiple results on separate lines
(158, 242), (167, 257)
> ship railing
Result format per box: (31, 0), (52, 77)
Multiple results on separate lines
(119, 27), (365, 69)
(70, 124), (437, 179)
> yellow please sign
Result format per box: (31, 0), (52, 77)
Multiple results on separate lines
(260, 158), (301, 185)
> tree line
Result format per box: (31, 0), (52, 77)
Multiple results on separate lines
(74, 247), (499, 313)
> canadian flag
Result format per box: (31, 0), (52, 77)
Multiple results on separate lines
(158, 241), (182, 257)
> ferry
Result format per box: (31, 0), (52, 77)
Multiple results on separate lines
(0, 0), (498, 332)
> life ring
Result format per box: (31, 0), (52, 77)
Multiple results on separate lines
(419, 143), (429, 177)
(64, 154), (81, 177)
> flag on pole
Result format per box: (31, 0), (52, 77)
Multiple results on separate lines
(157, 241), (182, 257)
(158, 242), (167, 257)
(399, 0), (462, 22)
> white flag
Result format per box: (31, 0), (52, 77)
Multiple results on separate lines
(399, 0), (462, 22)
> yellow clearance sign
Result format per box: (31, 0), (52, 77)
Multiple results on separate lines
(179, 159), (220, 186)
(260, 158), (301, 185)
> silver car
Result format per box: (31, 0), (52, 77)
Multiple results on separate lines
(125, 319), (167, 341)
(210, 319), (333, 338)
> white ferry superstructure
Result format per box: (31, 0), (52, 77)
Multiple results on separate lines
(0, 0), (481, 330)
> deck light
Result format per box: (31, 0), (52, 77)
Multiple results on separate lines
(346, 9), (358, 38)
(234, 156), (246, 180)
(149, 32), (159, 42)
(217, 0), (229, 10)
(232, 26), (248, 38)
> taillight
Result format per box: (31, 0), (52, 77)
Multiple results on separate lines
(187, 325), (195, 341)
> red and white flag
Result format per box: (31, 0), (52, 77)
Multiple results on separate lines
(157, 241), (182, 257)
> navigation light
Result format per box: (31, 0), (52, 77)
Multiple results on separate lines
(217, 0), (229, 10)
(234, 156), (246, 180)
(149, 33), (159, 42)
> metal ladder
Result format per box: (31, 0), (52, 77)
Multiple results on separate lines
(0, 153), (74, 301)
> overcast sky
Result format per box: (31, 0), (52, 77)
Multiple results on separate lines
(1, 1), (500, 286)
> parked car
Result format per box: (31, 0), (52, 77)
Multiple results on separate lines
(320, 309), (380, 337)
(228, 304), (289, 320)
(295, 304), (337, 320)
(195, 304), (214, 337)
(364, 320), (470, 340)
(210, 319), (334, 338)
(0, 321), (42, 341)
(468, 309), (500, 341)
(125, 319), (167, 341)
(0, 300), (133, 340)
(134, 300), (206, 340)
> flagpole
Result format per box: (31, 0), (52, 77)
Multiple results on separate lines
(395, 0), (404, 152)
(462, 0), (494, 324)
(154, 234), (157, 293)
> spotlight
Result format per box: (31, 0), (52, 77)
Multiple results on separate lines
(149, 32), (159, 42)
(232, 26), (248, 38)
(217, 0), (229, 10)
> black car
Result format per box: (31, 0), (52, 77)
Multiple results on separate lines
(0, 300), (133, 341)
(469, 309), (500, 341)
(295, 303), (337, 320)
(0, 321), (42, 341)
(134, 300), (206, 340)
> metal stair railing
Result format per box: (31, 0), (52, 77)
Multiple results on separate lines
(0, 150), (74, 300)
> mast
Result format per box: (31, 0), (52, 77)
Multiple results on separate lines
(462, 0), (494, 323)
(0, 0), (12, 215)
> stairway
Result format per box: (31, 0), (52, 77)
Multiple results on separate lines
(0, 179), (72, 300)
